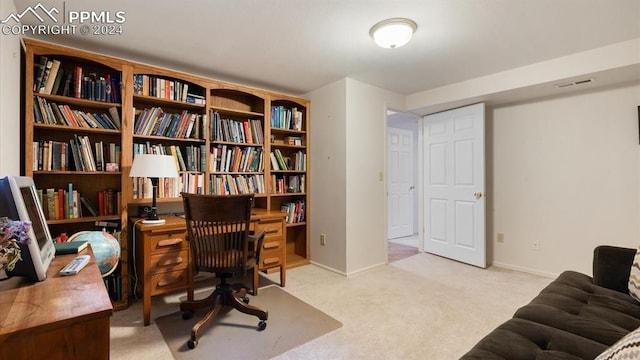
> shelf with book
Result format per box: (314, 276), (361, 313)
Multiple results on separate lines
(23, 39), (129, 311)
(268, 97), (310, 269)
(208, 85), (267, 204)
(129, 66), (209, 204)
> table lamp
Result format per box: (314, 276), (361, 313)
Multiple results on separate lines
(129, 154), (179, 224)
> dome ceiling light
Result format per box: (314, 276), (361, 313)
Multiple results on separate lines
(369, 18), (417, 49)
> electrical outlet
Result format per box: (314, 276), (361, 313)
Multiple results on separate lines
(320, 233), (326, 246)
(531, 239), (540, 251)
(497, 233), (504, 243)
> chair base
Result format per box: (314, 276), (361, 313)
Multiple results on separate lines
(180, 281), (268, 349)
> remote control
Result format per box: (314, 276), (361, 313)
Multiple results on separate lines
(59, 255), (91, 276)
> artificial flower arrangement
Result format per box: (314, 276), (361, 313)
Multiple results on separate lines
(0, 217), (32, 274)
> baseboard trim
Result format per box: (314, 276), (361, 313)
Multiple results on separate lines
(309, 261), (347, 276)
(491, 261), (558, 279)
(309, 260), (387, 277)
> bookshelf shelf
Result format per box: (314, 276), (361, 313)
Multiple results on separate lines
(47, 215), (121, 225)
(211, 106), (264, 118)
(133, 94), (206, 110)
(33, 171), (122, 175)
(33, 124), (121, 135)
(35, 93), (123, 109)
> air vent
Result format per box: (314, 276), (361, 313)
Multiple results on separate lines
(554, 79), (594, 88)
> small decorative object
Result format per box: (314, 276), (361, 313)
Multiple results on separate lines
(68, 231), (120, 277)
(0, 217), (32, 279)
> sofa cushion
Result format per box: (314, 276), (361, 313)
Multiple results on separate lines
(595, 326), (640, 360)
(628, 246), (640, 302)
(461, 271), (640, 359)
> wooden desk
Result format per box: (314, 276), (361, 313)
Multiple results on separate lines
(0, 247), (113, 360)
(134, 210), (286, 326)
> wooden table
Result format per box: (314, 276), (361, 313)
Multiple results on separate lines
(0, 247), (113, 360)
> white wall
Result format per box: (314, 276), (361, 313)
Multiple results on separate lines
(0, 0), (21, 176)
(306, 78), (404, 275)
(490, 83), (640, 276)
(344, 78), (404, 274)
(306, 79), (348, 273)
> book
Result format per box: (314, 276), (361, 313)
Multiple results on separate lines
(54, 240), (88, 255)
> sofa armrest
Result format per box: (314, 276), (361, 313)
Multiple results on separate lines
(593, 245), (636, 293)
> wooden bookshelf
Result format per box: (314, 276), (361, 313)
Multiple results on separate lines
(23, 38), (130, 310)
(22, 39), (311, 309)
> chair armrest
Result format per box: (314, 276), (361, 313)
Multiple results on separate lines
(249, 230), (266, 263)
(593, 245), (636, 293)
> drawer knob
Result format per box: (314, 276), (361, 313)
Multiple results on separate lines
(157, 257), (183, 267)
(263, 257), (279, 265)
(158, 238), (183, 247)
(263, 241), (280, 249)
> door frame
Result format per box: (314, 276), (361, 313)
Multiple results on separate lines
(385, 109), (423, 250)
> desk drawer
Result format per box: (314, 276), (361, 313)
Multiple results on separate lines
(149, 249), (189, 274)
(150, 269), (188, 296)
(259, 253), (282, 268)
(254, 219), (283, 238)
(149, 232), (187, 252)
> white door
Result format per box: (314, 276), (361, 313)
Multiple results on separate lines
(387, 128), (414, 239)
(423, 103), (486, 268)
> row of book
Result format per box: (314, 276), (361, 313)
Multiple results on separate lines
(36, 186), (120, 220)
(210, 112), (264, 144)
(104, 273), (123, 301)
(281, 200), (305, 224)
(209, 145), (264, 173)
(133, 74), (205, 104)
(33, 96), (121, 130)
(271, 174), (305, 194)
(33, 55), (121, 103)
(209, 174), (265, 195)
(133, 143), (206, 172)
(271, 106), (303, 131)
(269, 149), (306, 171)
(131, 173), (204, 199)
(134, 107), (205, 139)
(32, 138), (121, 172)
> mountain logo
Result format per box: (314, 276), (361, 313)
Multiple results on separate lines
(1, 3), (59, 24)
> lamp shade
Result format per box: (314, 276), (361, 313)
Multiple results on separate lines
(370, 18), (417, 49)
(129, 154), (179, 178)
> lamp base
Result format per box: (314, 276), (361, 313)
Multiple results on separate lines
(141, 218), (166, 225)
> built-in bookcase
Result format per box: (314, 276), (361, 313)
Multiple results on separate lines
(23, 39), (129, 310)
(22, 40), (311, 309)
(268, 97), (309, 268)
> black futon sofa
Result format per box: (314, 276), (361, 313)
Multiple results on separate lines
(461, 246), (640, 359)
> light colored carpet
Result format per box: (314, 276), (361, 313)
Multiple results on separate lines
(110, 252), (554, 359)
(155, 285), (342, 359)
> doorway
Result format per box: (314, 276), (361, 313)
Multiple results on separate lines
(387, 110), (421, 262)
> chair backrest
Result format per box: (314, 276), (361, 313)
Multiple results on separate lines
(181, 193), (254, 275)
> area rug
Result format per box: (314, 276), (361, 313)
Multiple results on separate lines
(155, 285), (342, 359)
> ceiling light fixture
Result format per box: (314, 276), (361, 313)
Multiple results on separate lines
(370, 18), (417, 49)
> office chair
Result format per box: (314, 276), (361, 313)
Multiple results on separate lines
(180, 193), (268, 349)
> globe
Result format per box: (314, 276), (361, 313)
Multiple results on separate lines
(69, 231), (120, 277)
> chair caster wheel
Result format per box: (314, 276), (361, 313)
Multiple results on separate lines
(258, 320), (267, 331)
(243, 296), (250, 304)
(182, 311), (193, 320)
(188, 339), (198, 349)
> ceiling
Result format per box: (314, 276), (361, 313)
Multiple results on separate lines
(9, 0), (640, 97)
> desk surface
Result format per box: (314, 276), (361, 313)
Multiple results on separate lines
(0, 246), (113, 339)
(133, 208), (286, 232)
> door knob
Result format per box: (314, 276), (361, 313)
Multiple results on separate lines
(474, 192), (483, 199)
(409, 186), (415, 190)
